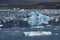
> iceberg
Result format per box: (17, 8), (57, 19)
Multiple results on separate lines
(27, 11), (53, 26)
(23, 31), (52, 36)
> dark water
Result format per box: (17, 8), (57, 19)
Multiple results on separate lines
(0, 26), (60, 40)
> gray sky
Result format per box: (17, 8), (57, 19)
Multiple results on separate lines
(0, 0), (60, 4)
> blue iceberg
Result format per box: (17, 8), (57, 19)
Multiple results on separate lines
(27, 11), (52, 26)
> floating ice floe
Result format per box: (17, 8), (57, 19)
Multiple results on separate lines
(23, 31), (52, 36)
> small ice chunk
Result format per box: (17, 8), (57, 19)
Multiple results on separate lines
(55, 18), (59, 22)
(0, 25), (4, 27)
(23, 18), (28, 21)
(31, 26), (45, 28)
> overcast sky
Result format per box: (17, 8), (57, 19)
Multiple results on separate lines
(0, 0), (60, 4)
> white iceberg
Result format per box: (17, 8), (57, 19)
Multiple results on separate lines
(23, 31), (52, 36)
